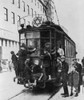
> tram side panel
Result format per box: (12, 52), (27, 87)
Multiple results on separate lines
(64, 36), (76, 65)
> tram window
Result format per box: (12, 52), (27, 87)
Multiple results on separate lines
(21, 33), (25, 39)
(34, 39), (40, 49)
(20, 39), (26, 45)
(71, 45), (73, 57)
(27, 39), (34, 47)
(26, 38), (40, 55)
(26, 39), (40, 49)
(51, 39), (55, 48)
(40, 31), (50, 38)
(26, 31), (40, 39)
(51, 30), (55, 37)
(41, 39), (50, 48)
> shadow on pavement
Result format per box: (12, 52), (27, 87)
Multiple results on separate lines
(21, 84), (62, 97)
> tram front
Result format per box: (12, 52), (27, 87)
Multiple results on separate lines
(18, 25), (46, 89)
(18, 21), (59, 89)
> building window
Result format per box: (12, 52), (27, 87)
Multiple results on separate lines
(12, 0), (14, 4)
(17, 15), (20, 27)
(5, 40), (7, 46)
(1, 39), (3, 46)
(17, 0), (20, 8)
(9, 40), (11, 47)
(31, 8), (33, 17)
(11, 12), (15, 24)
(27, 5), (30, 15)
(22, 1), (25, 12)
(12, 41), (14, 46)
(4, 7), (8, 21)
(15, 42), (17, 46)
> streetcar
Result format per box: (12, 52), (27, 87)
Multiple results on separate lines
(17, 20), (76, 89)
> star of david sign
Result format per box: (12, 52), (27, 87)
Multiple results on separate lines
(33, 17), (42, 27)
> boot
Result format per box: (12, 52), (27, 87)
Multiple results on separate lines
(70, 92), (73, 96)
(75, 93), (78, 97)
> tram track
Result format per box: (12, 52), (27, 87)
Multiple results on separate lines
(7, 85), (62, 100)
(7, 91), (24, 100)
(47, 85), (62, 100)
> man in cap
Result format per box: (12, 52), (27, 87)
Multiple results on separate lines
(61, 55), (69, 97)
(73, 58), (82, 95)
(57, 45), (64, 57)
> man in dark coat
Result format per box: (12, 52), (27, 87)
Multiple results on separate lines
(61, 56), (69, 97)
(11, 51), (18, 81)
(43, 49), (52, 80)
(17, 44), (28, 78)
(74, 59), (82, 94)
(17, 44), (36, 77)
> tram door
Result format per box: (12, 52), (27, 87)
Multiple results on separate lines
(56, 31), (64, 50)
(40, 30), (50, 54)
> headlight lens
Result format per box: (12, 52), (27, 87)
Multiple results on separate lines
(25, 58), (30, 64)
(34, 59), (40, 65)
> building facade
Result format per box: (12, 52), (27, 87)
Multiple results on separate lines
(0, 0), (46, 61)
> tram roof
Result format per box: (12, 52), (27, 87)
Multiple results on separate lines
(18, 21), (75, 45)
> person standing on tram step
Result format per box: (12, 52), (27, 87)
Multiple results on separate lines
(43, 49), (52, 80)
(73, 58), (82, 93)
(17, 43), (28, 78)
(61, 55), (69, 97)
(56, 57), (62, 84)
(57, 45), (64, 57)
(10, 51), (18, 81)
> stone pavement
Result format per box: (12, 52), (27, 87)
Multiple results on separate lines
(50, 85), (84, 100)
(1, 70), (84, 100)
(0, 70), (25, 100)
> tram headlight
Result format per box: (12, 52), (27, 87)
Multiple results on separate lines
(25, 58), (30, 64)
(34, 59), (40, 65)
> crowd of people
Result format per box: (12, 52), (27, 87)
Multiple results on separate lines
(10, 44), (37, 83)
(56, 56), (84, 97)
(10, 43), (84, 97)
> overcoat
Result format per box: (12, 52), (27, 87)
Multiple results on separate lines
(68, 71), (79, 88)
(61, 61), (69, 82)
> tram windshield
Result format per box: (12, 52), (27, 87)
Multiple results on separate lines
(20, 31), (40, 56)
